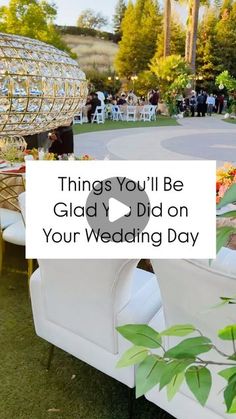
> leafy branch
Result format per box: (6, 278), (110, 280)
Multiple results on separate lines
(117, 319), (236, 413)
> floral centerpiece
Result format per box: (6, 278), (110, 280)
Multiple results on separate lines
(24, 148), (56, 161)
(216, 162), (236, 204)
(0, 137), (27, 164)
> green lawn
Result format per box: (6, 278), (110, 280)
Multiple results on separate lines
(73, 116), (178, 135)
(0, 245), (173, 419)
(223, 118), (236, 124)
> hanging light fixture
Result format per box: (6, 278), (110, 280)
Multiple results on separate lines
(0, 32), (87, 140)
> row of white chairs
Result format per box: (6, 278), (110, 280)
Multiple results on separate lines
(73, 105), (157, 125)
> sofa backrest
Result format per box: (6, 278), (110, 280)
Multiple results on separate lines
(38, 259), (139, 353)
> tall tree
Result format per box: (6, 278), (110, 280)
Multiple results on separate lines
(164, 0), (171, 57)
(215, 0), (236, 77)
(115, 0), (162, 77)
(196, 7), (220, 81)
(0, 0), (66, 50)
(113, 0), (127, 35)
(155, 16), (185, 58)
(188, 0), (200, 72)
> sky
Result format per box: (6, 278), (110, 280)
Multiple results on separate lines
(0, 0), (189, 30)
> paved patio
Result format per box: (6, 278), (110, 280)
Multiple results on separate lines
(74, 115), (236, 165)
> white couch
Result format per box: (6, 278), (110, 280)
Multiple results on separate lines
(30, 259), (162, 388)
(146, 248), (236, 419)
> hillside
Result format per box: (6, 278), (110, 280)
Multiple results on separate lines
(63, 34), (118, 73)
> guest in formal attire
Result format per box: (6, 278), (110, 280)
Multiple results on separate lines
(218, 94), (224, 114)
(206, 94), (215, 116)
(190, 94), (196, 117)
(48, 121), (74, 155)
(87, 93), (101, 123)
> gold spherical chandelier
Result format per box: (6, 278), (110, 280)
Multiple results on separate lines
(0, 32), (87, 137)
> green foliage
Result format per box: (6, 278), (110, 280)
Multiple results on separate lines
(150, 55), (191, 115)
(164, 337), (212, 359)
(196, 7), (221, 81)
(136, 355), (165, 397)
(85, 70), (121, 95)
(216, 71), (236, 92)
(113, 0), (127, 35)
(114, 0), (162, 77)
(216, 182), (236, 254)
(185, 366), (212, 406)
(216, 0), (236, 78)
(0, 0), (68, 51)
(116, 300), (236, 414)
(132, 71), (158, 96)
(160, 324), (196, 337)
(77, 9), (108, 30)
(117, 345), (149, 367)
(155, 17), (186, 59)
(167, 372), (185, 401)
(117, 324), (162, 348)
(218, 325), (236, 341)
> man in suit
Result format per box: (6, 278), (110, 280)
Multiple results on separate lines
(87, 93), (101, 123)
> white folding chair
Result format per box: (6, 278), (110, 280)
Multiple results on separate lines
(92, 106), (105, 124)
(140, 105), (156, 122)
(111, 105), (123, 121)
(73, 110), (83, 125)
(126, 106), (137, 122)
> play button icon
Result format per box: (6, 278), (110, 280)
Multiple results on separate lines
(85, 176), (150, 243)
(108, 198), (130, 223)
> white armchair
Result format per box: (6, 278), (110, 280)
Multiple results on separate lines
(146, 248), (236, 419)
(30, 259), (162, 414)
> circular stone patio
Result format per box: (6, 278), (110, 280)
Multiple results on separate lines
(74, 116), (236, 165)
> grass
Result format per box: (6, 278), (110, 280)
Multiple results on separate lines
(0, 245), (174, 419)
(73, 117), (179, 135)
(223, 118), (236, 124)
(63, 35), (118, 73)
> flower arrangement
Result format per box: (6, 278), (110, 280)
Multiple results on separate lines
(0, 137), (26, 164)
(58, 153), (94, 161)
(24, 148), (56, 160)
(216, 163), (236, 204)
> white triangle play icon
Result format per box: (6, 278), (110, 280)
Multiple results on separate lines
(108, 198), (130, 223)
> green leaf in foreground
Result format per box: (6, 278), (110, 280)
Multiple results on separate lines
(218, 325), (236, 341)
(217, 227), (235, 254)
(159, 360), (193, 390)
(161, 324), (196, 337)
(164, 337), (212, 359)
(117, 346), (148, 368)
(136, 355), (166, 398)
(224, 375), (236, 412)
(167, 373), (185, 401)
(219, 367), (236, 381)
(185, 366), (212, 406)
(217, 184), (236, 209)
(116, 324), (162, 348)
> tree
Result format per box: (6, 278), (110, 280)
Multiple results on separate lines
(113, 0), (127, 35)
(215, 0), (236, 78)
(196, 7), (221, 82)
(155, 16), (185, 58)
(0, 0), (67, 51)
(163, 0), (171, 57)
(150, 54), (191, 114)
(188, 0), (201, 72)
(77, 9), (108, 30)
(115, 0), (162, 78)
